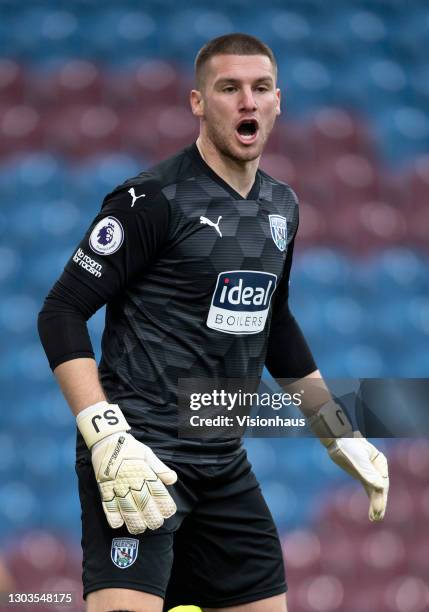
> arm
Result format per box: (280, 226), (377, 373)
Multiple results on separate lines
(266, 229), (389, 521)
(54, 358), (106, 416)
(265, 236), (317, 381)
(53, 352), (177, 534)
(284, 370), (390, 522)
(38, 185), (177, 534)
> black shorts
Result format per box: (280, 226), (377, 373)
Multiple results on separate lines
(76, 450), (287, 610)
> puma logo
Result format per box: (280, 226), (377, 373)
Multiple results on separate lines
(200, 215), (222, 238)
(128, 187), (146, 207)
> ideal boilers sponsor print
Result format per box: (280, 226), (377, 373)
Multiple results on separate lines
(207, 270), (277, 335)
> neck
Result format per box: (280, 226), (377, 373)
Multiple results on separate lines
(196, 135), (259, 198)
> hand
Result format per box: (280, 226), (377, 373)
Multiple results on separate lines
(76, 401), (177, 534)
(327, 435), (389, 521)
(92, 431), (177, 534)
(307, 399), (389, 521)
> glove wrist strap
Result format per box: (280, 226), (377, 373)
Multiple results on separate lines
(307, 399), (356, 447)
(76, 401), (131, 449)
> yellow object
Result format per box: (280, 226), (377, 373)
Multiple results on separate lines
(168, 607), (202, 612)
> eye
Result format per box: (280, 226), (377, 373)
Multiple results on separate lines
(256, 85), (269, 92)
(223, 86), (237, 93)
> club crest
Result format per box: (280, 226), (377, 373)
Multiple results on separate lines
(269, 215), (287, 252)
(111, 537), (139, 569)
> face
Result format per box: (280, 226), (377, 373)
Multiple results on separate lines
(191, 54), (281, 163)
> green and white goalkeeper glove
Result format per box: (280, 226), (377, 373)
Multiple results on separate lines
(77, 401), (177, 534)
(308, 400), (389, 522)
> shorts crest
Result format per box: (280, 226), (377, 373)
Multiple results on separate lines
(111, 537), (139, 569)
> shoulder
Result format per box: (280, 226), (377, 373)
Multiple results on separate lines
(258, 168), (299, 205)
(94, 172), (171, 244)
(101, 172), (165, 212)
(101, 146), (194, 213)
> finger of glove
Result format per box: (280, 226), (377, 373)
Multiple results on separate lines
(362, 450), (389, 496)
(117, 490), (148, 535)
(368, 451), (389, 521)
(131, 482), (165, 530)
(101, 498), (124, 529)
(372, 450), (389, 480)
(363, 480), (388, 522)
(144, 447), (178, 485)
(98, 483), (124, 529)
(331, 441), (385, 489)
(147, 478), (177, 519)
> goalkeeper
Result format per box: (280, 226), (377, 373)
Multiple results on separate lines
(38, 33), (388, 612)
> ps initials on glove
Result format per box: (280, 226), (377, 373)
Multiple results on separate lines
(77, 401), (177, 534)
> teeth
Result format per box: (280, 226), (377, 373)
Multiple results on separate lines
(237, 131), (256, 140)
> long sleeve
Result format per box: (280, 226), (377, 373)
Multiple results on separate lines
(265, 235), (317, 380)
(38, 183), (171, 370)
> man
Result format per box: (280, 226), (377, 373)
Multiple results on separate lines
(38, 34), (389, 612)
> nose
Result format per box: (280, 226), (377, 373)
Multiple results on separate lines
(238, 86), (257, 111)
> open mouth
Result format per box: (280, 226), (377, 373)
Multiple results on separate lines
(235, 118), (259, 143)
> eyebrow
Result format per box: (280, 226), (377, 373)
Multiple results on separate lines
(215, 76), (274, 87)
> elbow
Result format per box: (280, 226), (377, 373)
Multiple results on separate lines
(37, 298), (94, 372)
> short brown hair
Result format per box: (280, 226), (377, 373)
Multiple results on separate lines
(194, 33), (277, 89)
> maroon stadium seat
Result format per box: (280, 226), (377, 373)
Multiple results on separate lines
(0, 104), (45, 158)
(119, 105), (172, 158)
(6, 531), (81, 594)
(358, 529), (407, 576)
(260, 153), (296, 185)
(121, 104), (197, 161)
(272, 120), (317, 167)
(331, 153), (381, 204)
(382, 575), (429, 612)
(0, 59), (26, 105)
(407, 156), (429, 211)
(105, 61), (187, 110)
(282, 529), (322, 584)
(309, 108), (376, 162)
(28, 61), (104, 108)
(45, 105), (122, 159)
(293, 200), (330, 248)
(295, 573), (345, 611)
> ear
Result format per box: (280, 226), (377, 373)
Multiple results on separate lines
(190, 89), (204, 117)
(275, 88), (281, 116)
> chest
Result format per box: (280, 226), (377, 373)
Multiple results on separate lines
(167, 197), (291, 279)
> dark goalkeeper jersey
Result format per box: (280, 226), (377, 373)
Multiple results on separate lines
(42, 143), (314, 463)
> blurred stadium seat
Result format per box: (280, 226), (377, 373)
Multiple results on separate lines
(0, 2), (428, 609)
(0, 58), (25, 104)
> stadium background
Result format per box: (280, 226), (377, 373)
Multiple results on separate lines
(0, 0), (428, 610)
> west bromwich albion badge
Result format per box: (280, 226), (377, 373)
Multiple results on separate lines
(269, 214), (287, 252)
(111, 537), (139, 569)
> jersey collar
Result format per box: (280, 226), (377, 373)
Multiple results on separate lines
(187, 142), (261, 201)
